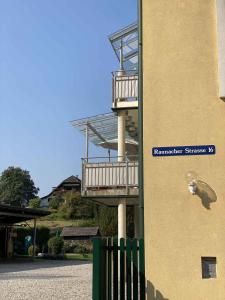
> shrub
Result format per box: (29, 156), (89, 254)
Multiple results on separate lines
(49, 196), (64, 209)
(28, 197), (41, 208)
(37, 226), (50, 252)
(63, 241), (77, 253)
(48, 236), (64, 255)
(28, 245), (39, 256)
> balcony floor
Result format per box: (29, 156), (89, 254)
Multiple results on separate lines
(82, 187), (139, 206)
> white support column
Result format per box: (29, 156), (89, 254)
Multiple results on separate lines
(134, 205), (140, 239)
(118, 110), (126, 239)
(85, 123), (89, 162)
(118, 200), (126, 239)
(118, 111), (126, 162)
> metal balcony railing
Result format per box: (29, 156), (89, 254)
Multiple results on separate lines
(82, 156), (138, 193)
(112, 70), (138, 108)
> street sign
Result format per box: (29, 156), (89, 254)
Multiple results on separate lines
(152, 145), (216, 157)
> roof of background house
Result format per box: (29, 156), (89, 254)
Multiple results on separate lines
(41, 175), (81, 199)
(60, 226), (100, 238)
(56, 175), (81, 186)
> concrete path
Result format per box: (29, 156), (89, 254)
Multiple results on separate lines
(0, 260), (92, 300)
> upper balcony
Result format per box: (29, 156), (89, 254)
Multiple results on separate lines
(112, 70), (138, 110)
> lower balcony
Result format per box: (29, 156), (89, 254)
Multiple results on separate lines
(82, 156), (139, 206)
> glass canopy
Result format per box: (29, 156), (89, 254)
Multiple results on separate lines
(109, 23), (138, 71)
(71, 112), (138, 149)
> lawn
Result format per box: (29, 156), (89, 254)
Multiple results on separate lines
(65, 253), (93, 261)
(25, 217), (96, 230)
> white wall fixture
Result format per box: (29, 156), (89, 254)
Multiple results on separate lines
(188, 181), (197, 195)
(185, 171), (199, 195)
(216, 0), (225, 99)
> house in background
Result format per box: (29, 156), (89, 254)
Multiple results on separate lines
(60, 226), (100, 241)
(40, 175), (81, 208)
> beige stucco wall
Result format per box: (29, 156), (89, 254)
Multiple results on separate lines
(143, 1), (225, 299)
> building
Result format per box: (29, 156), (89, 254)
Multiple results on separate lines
(142, 0), (225, 299)
(74, 1), (225, 299)
(40, 175), (81, 208)
(72, 24), (139, 239)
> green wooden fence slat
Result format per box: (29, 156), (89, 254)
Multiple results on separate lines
(126, 239), (132, 300)
(108, 237), (112, 300)
(93, 238), (102, 300)
(139, 239), (146, 300)
(113, 238), (118, 300)
(102, 238), (107, 300)
(120, 238), (125, 300)
(132, 239), (138, 300)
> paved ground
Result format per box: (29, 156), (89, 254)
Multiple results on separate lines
(0, 260), (92, 300)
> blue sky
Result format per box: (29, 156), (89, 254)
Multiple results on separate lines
(0, 0), (137, 196)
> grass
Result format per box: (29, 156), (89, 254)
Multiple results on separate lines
(25, 218), (97, 229)
(65, 253), (93, 261)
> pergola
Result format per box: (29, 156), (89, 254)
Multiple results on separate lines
(0, 204), (50, 258)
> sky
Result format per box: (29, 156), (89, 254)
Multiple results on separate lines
(0, 0), (137, 196)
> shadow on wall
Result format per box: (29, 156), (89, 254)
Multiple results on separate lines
(146, 281), (169, 300)
(196, 180), (217, 210)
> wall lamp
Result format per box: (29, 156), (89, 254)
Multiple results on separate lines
(185, 171), (198, 195)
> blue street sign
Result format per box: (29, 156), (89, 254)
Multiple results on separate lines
(152, 145), (216, 157)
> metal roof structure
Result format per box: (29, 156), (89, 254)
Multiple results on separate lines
(71, 113), (138, 151)
(0, 204), (50, 224)
(108, 23), (138, 71)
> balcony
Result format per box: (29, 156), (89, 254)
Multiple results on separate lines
(82, 156), (139, 206)
(112, 71), (138, 110)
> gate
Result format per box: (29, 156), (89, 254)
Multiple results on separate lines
(93, 238), (145, 300)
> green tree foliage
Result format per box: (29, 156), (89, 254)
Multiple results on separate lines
(0, 167), (39, 207)
(97, 206), (118, 236)
(97, 206), (134, 237)
(49, 195), (64, 209)
(29, 197), (41, 208)
(58, 191), (96, 220)
(48, 236), (64, 255)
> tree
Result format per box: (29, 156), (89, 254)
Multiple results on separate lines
(97, 206), (118, 236)
(0, 167), (39, 207)
(97, 206), (134, 237)
(29, 197), (41, 208)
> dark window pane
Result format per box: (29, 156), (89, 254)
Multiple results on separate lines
(201, 257), (217, 279)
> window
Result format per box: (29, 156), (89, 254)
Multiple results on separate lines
(201, 257), (217, 279)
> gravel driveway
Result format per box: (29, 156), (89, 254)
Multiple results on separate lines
(0, 260), (92, 300)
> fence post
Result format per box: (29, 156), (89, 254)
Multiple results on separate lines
(126, 239), (132, 300)
(93, 238), (103, 300)
(113, 238), (118, 299)
(139, 239), (146, 300)
(107, 237), (112, 300)
(120, 238), (125, 300)
(132, 239), (138, 300)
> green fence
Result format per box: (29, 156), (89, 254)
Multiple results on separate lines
(93, 238), (145, 300)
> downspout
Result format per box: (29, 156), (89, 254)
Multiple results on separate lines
(138, 0), (144, 239)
